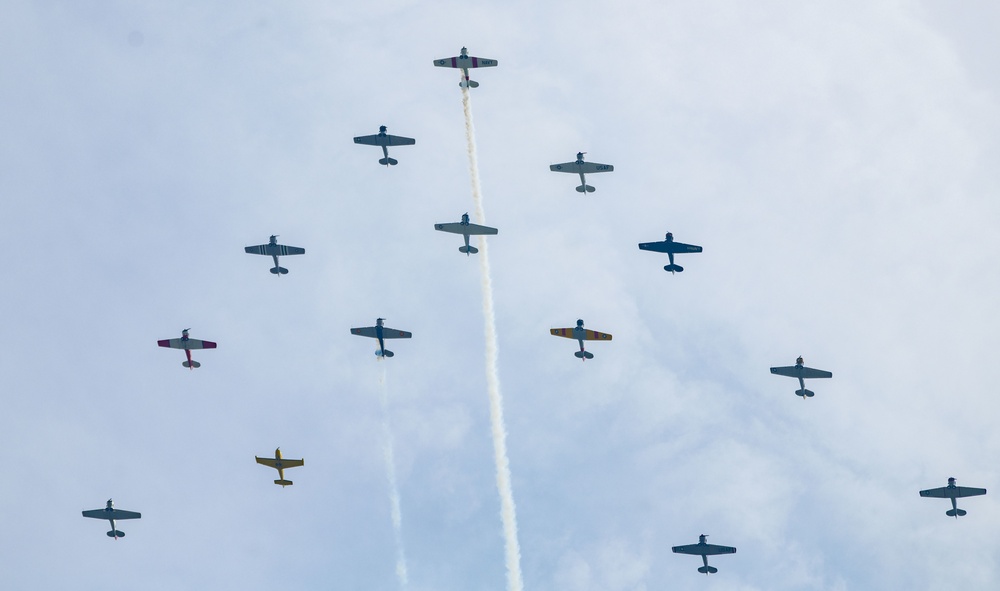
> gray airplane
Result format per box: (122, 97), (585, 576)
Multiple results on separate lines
(433, 46), (498, 88)
(353, 126), (416, 166)
(434, 213), (498, 255)
(244, 235), (305, 275)
(672, 534), (736, 575)
(82, 499), (141, 539)
(638, 232), (703, 273)
(920, 477), (987, 518)
(549, 152), (614, 193)
(770, 356), (832, 399)
(350, 318), (412, 358)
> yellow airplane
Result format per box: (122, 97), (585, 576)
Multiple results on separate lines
(550, 319), (612, 361)
(255, 448), (304, 487)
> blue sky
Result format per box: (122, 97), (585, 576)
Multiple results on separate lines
(2, 1), (999, 589)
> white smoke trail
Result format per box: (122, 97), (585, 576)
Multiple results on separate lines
(379, 365), (409, 589)
(461, 85), (525, 591)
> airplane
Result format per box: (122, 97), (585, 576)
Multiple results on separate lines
(638, 232), (703, 273)
(434, 213), (498, 255)
(353, 125), (416, 166)
(157, 329), (217, 369)
(255, 448), (304, 487)
(769, 356), (832, 398)
(672, 534), (736, 575)
(919, 477), (987, 518)
(350, 318), (412, 358)
(549, 152), (614, 193)
(82, 499), (141, 539)
(550, 319), (612, 361)
(433, 47), (498, 88)
(244, 235), (305, 275)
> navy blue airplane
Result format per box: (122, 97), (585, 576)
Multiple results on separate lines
(350, 318), (412, 358)
(638, 232), (703, 273)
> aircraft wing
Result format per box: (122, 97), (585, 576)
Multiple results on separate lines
(381, 327), (412, 339)
(549, 328), (612, 341)
(157, 338), (217, 350)
(920, 486), (987, 498)
(581, 329), (612, 341)
(769, 365), (798, 377)
(434, 56), (498, 68)
(770, 365), (831, 379)
(353, 134), (382, 146)
(383, 134), (415, 146)
(672, 543), (736, 556)
(434, 222), (498, 235)
(799, 366), (832, 379)
(256, 457), (304, 468)
(158, 338), (217, 350)
(83, 508), (141, 520)
(638, 240), (703, 254)
(549, 162), (614, 174)
(244, 244), (305, 256)
(351, 327), (378, 338)
(353, 134), (416, 147)
(578, 162), (613, 174)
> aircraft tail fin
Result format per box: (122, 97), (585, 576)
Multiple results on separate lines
(377, 349), (395, 358)
(182, 360), (201, 369)
(107, 530), (124, 538)
(378, 157), (398, 166)
(576, 184), (597, 193)
(274, 479), (294, 487)
(698, 566), (718, 575)
(664, 264), (684, 273)
(270, 266), (289, 275)
(946, 508), (967, 517)
(459, 245), (479, 255)
(795, 388), (815, 398)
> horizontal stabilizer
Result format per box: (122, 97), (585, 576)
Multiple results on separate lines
(107, 530), (124, 538)
(270, 266), (289, 275)
(274, 479), (294, 487)
(377, 349), (395, 358)
(574, 351), (595, 359)
(795, 389), (815, 398)
(460, 80), (480, 88)
(576, 185), (596, 193)
(698, 566), (718, 575)
(664, 264), (684, 273)
(459, 245), (479, 254)
(182, 360), (201, 368)
(378, 157), (399, 166)
(946, 508), (967, 517)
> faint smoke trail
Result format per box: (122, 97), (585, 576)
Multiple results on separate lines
(379, 366), (409, 589)
(461, 85), (525, 591)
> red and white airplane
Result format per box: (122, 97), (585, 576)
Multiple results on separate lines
(433, 47), (498, 88)
(157, 328), (217, 369)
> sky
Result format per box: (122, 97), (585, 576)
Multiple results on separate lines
(2, 1), (1000, 589)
